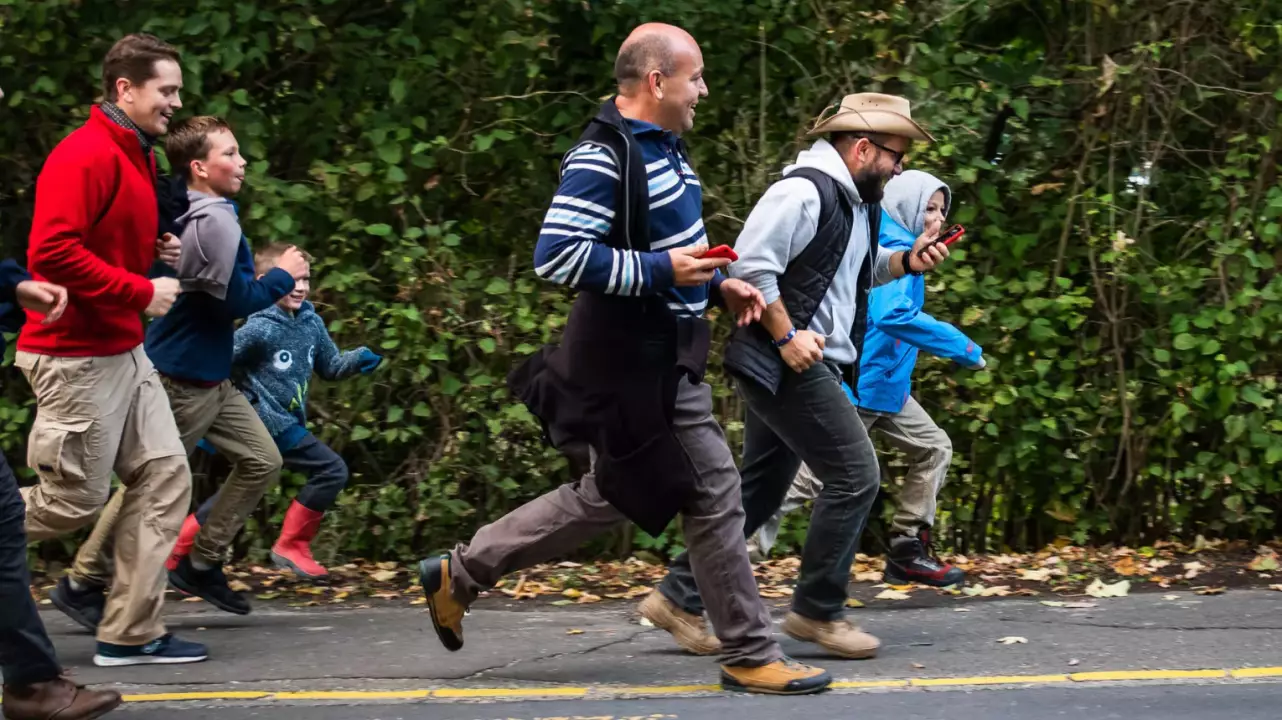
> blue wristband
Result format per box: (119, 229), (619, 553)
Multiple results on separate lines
(774, 328), (798, 348)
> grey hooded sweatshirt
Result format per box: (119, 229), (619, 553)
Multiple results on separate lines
(729, 139), (895, 365)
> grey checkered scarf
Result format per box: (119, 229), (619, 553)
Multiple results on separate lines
(99, 102), (156, 154)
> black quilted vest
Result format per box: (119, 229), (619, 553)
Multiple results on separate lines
(723, 168), (880, 394)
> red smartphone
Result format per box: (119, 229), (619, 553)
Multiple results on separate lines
(938, 224), (966, 246)
(917, 224), (965, 258)
(701, 244), (739, 262)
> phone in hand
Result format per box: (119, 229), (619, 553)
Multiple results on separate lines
(917, 225), (965, 258)
(701, 244), (739, 262)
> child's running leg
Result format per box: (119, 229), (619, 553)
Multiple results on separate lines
(271, 433), (347, 580)
(167, 384), (280, 614)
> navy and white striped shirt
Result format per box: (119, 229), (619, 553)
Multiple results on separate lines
(534, 119), (717, 318)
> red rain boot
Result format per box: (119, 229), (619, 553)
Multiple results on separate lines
(165, 514), (202, 572)
(271, 501), (328, 580)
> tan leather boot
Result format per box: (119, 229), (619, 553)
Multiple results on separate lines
(418, 555), (466, 651)
(2, 676), (122, 720)
(638, 591), (722, 656)
(781, 612), (880, 659)
(720, 658), (832, 695)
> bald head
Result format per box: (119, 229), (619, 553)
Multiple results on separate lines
(614, 23), (697, 88)
(611, 23), (707, 135)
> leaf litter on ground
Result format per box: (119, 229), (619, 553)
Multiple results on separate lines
(27, 539), (1282, 607)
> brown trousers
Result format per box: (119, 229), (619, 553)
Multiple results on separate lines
(18, 347), (190, 646)
(72, 379), (281, 585)
(449, 380), (782, 667)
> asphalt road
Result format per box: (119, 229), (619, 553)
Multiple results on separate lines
(113, 681), (1282, 719)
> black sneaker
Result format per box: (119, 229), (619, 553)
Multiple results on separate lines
(49, 576), (106, 633)
(167, 556), (251, 615)
(94, 633), (208, 667)
(884, 530), (966, 587)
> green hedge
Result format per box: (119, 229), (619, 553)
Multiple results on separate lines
(3, 0), (1280, 562)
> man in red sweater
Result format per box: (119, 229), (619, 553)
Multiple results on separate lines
(17, 34), (207, 666)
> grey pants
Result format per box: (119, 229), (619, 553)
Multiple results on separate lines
(660, 363), (881, 622)
(754, 396), (952, 555)
(448, 379), (782, 667)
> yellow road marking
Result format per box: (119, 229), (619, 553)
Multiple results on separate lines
(830, 680), (910, 689)
(433, 687), (588, 698)
(120, 691), (270, 702)
(1070, 669), (1227, 682)
(601, 685), (721, 694)
(273, 690), (432, 700)
(911, 674), (1069, 687)
(1231, 667), (1282, 678)
(21, 665), (1279, 707)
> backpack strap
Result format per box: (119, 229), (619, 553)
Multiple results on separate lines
(785, 167), (853, 262)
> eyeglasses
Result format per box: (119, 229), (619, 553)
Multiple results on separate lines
(861, 136), (906, 167)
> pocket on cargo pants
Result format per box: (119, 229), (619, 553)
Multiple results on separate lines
(22, 416), (112, 540)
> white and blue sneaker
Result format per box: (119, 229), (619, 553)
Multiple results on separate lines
(93, 633), (209, 667)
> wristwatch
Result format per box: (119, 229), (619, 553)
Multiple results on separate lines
(901, 250), (924, 276)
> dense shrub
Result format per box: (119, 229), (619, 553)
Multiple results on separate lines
(2, 0), (1279, 562)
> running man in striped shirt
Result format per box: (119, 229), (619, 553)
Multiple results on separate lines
(533, 61), (730, 321)
(418, 23), (833, 697)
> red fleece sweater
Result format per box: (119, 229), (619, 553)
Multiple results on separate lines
(19, 106), (158, 357)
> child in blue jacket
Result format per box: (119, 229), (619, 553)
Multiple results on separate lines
(186, 243), (381, 580)
(753, 170), (984, 587)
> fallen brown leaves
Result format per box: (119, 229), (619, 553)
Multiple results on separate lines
(24, 537), (1282, 608)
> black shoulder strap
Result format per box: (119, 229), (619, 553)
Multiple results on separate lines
(785, 167), (854, 266)
(558, 128), (647, 253)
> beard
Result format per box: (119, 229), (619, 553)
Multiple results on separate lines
(853, 168), (887, 204)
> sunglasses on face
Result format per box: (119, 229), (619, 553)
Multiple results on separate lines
(862, 136), (906, 167)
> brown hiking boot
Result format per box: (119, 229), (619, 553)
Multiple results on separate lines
(721, 658), (831, 695)
(638, 591), (721, 656)
(781, 612), (880, 659)
(418, 555), (466, 651)
(2, 675), (122, 720)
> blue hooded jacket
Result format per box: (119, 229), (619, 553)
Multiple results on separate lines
(232, 301), (369, 450)
(855, 171), (983, 413)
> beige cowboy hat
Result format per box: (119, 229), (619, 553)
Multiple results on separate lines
(807, 92), (934, 143)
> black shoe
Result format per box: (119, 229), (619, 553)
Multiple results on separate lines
(884, 530), (966, 587)
(167, 557), (251, 615)
(49, 576), (106, 633)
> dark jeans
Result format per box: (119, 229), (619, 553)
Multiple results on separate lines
(0, 452), (61, 685)
(659, 362), (881, 622)
(196, 433), (348, 523)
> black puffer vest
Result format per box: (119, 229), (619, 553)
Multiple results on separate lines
(507, 99), (708, 536)
(723, 168), (880, 394)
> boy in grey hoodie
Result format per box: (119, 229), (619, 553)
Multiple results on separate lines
(55, 117), (309, 627)
(185, 243), (381, 580)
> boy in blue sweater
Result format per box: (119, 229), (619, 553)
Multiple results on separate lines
(752, 170), (984, 587)
(183, 243), (381, 580)
(56, 117), (309, 624)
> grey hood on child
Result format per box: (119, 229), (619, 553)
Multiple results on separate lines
(881, 169), (951, 236)
(174, 189), (244, 299)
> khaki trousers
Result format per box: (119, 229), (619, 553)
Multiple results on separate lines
(72, 379), (281, 585)
(18, 347), (190, 646)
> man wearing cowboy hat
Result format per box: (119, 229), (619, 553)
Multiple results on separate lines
(645, 93), (949, 660)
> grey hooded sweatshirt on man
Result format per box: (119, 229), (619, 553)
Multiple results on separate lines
(728, 139), (897, 365)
